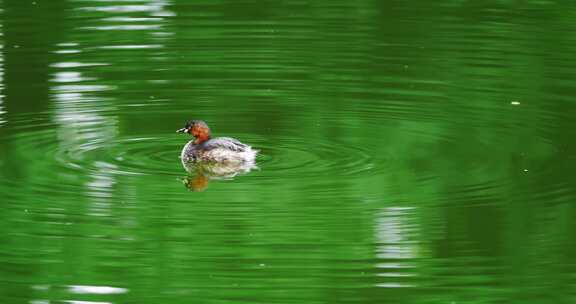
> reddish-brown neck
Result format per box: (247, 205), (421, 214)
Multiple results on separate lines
(193, 133), (210, 144)
(191, 126), (211, 144)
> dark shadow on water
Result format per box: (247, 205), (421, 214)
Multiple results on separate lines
(0, 0), (67, 183)
(181, 161), (257, 192)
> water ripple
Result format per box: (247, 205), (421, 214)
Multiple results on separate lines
(260, 136), (377, 179)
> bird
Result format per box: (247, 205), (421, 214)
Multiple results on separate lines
(177, 120), (258, 164)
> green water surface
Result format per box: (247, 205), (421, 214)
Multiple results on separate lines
(1, 1), (576, 303)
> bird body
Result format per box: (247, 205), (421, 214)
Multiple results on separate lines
(177, 120), (257, 164)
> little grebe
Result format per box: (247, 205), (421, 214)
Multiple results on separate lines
(177, 120), (258, 164)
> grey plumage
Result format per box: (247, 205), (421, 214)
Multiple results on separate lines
(200, 137), (249, 152)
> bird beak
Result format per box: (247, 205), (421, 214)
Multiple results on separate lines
(176, 127), (188, 133)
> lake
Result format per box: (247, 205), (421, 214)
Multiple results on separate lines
(1, 1), (575, 303)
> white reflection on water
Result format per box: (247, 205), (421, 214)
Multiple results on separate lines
(95, 44), (164, 50)
(75, 0), (174, 49)
(30, 285), (126, 304)
(82, 24), (163, 31)
(54, 49), (82, 54)
(51, 68), (118, 217)
(74, 0), (174, 17)
(48, 0), (176, 215)
(86, 161), (118, 217)
(103, 16), (163, 22)
(68, 285), (128, 295)
(52, 71), (95, 83)
(374, 206), (420, 288)
(54, 42), (82, 54)
(52, 84), (116, 93)
(31, 284), (50, 291)
(65, 301), (111, 304)
(51, 62), (109, 68)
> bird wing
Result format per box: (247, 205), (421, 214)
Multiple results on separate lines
(202, 137), (249, 152)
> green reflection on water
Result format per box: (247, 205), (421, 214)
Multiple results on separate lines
(1, 0), (576, 303)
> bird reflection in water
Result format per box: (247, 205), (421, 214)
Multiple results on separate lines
(181, 160), (257, 192)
